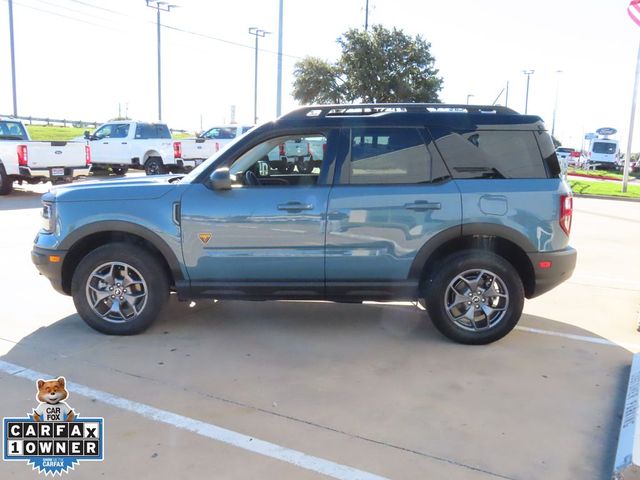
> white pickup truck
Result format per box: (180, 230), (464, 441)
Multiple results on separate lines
(0, 118), (90, 195)
(84, 120), (184, 175)
(181, 125), (253, 164)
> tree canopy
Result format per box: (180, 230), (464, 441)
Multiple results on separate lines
(293, 25), (443, 104)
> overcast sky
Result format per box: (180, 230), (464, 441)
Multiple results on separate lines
(0, 0), (639, 151)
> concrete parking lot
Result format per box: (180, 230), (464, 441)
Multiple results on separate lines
(1, 178), (639, 479)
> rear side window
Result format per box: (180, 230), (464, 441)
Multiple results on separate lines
(345, 127), (431, 184)
(135, 123), (171, 139)
(433, 130), (548, 179)
(0, 121), (28, 140)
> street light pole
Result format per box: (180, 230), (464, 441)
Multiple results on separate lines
(146, 1), (176, 122)
(466, 94), (474, 105)
(249, 27), (270, 125)
(551, 70), (563, 138)
(522, 70), (534, 114)
(365, 0), (369, 31)
(8, 0), (18, 117)
(276, 0), (283, 117)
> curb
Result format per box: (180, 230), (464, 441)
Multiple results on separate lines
(572, 193), (640, 203)
(613, 353), (640, 479)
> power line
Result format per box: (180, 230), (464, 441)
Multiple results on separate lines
(31, 0), (115, 22)
(5, 0), (127, 32)
(16, 0), (305, 60)
(67, 0), (128, 16)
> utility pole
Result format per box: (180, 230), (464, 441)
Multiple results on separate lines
(365, 0), (369, 31)
(249, 27), (270, 125)
(8, 0), (18, 116)
(522, 70), (534, 114)
(276, 0), (283, 117)
(551, 70), (563, 138)
(505, 81), (509, 108)
(623, 41), (640, 193)
(146, 1), (176, 121)
(466, 94), (474, 105)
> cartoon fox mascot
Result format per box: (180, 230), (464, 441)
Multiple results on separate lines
(32, 377), (76, 422)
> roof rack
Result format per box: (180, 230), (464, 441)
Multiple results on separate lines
(280, 103), (519, 120)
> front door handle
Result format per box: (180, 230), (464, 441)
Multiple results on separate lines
(277, 202), (313, 211)
(121, 142), (128, 144)
(404, 201), (441, 211)
(102, 142), (109, 144)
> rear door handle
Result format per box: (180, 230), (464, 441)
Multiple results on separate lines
(404, 201), (441, 211)
(102, 142), (109, 144)
(121, 142), (128, 144)
(277, 202), (313, 211)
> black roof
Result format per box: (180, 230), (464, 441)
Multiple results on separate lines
(274, 103), (543, 129)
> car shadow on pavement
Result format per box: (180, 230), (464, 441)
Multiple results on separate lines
(0, 190), (43, 211)
(0, 300), (631, 479)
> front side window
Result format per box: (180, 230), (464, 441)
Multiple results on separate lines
(111, 124), (130, 139)
(228, 133), (329, 187)
(345, 127), (431, 184)
(433, 129), (547, 179)
(93, 124), (114, 140)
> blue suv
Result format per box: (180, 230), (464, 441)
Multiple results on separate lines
(32, 104), (576, 344)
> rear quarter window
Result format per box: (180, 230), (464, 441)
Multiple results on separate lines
(135, 124), (172, 139)
(432, 129), (551, 179)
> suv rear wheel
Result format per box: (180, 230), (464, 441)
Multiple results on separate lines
(424, 250), (524, 345)
(71, 243), (169, 335)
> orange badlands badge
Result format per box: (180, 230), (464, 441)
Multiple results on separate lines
(198, 233), (212, 245)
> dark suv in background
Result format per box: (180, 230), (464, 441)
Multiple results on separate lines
(32, 104), (576, 344)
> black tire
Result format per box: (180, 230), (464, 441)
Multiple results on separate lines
(0, 164), (14, 195)
(423, 250), (524, 345)
(71, 243), (169, 335)
(144, 157), (166, 175)
(111, 166), (128, 175)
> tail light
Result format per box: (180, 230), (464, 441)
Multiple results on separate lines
(215, 142), (220, 152)
(173, 141), (182, 159)
(85, 145), (91, 166)
(279, 143), (285, 157)
(560, 195), (573, 236)
(307, 142), (312, 155)
(570, 151), (580, 158)
(17, 145), (28, 166)
(322, 143), (327, 155)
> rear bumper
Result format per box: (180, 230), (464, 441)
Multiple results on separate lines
(527, 247), (577, 298)
(19, 166), (91, 179)
(31, 245), (68, 295)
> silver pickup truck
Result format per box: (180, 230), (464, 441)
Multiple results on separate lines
(0, 118), (90, 195)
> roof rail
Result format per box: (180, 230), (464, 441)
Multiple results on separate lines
(280, 103), (519, 120)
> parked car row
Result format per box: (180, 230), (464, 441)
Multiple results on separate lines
(0, 118), (90, 195)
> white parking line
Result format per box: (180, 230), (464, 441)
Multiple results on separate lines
(515, 326), (640, 350)
(0, 360), (388, 480)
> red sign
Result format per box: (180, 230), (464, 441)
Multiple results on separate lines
(629, 1), (640, 27)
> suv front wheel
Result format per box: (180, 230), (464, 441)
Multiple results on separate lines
(71, 243), (169, 335)
(424, 250), (524, 345)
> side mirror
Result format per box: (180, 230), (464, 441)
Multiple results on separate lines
(84, 130), (91, 140)
(209, 168), (232, 190)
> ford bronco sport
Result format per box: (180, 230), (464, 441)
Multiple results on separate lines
(32, 104), (576, 344)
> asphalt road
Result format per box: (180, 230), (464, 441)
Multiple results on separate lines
(0, 180), (639, 480)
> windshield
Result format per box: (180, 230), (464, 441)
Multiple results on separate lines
(592, 142), (616, 154)
(0, 120), (28, 140)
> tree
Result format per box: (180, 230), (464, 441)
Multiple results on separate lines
(292, 25), (443, 104)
